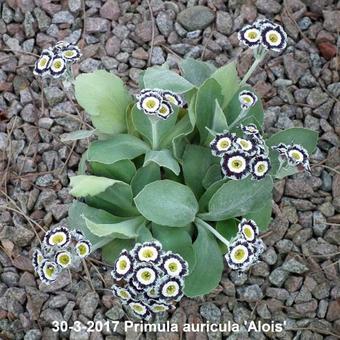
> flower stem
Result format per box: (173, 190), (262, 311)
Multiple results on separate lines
(240, 47), (267, 87)
(150, 118), (159, 150)
(228, 107), (248, 130)
(195, 217), (230, 247)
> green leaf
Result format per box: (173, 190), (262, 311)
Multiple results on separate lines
(74, 70), (132, 136)
(131, 163), (161, 196)
(67, 201), (118, 251)
(102, 238), (135, 264)
(69, 175), (120, 197)
(211, 99), (228, 133)
(266, 128), (318, 176)
(134, 180), (199, 227)
(225, 86), (264, 129)
(184, 220), (224, 297)
(199, 176), (273, 221)
(144, 149), (180, 175)
(195, 78), (223, 142)
(179, 58), (216, 87)
(83, 215), (144, 238)
(182, 144), (217, 198)
(152, 223), (196, 270)
(198, 179), (225, 212)
(143, 66), (194, 93)
(216, 218), (239, 253)
(211, 60), (240, 109)
(131, 104), (177, 147)
(202, 164), (223, 189)
(136, 223), (154, 243)
(61, 129), (95, 142)
(85, 181), (138, 217)
(90, 160), (136, 183)
(78, 150), (88, 175)
(245, 198), (272, 231)
(87, 134), (150, 165)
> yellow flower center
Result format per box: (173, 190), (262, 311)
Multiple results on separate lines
(168, 262), (178, 272)
(269, 33), (279, 43)
(159, 105), (168, 114)
(166, 284), (176, 295)
(133, 304), (144, 312)
(247, 31), (258, 39)
(54, 60), (63, 69)
(45, 265), (55, 278)
(58, 254), (70, 265)
(141, 270), (152, 281)
(119, 290), (129, 299)
(166, 95), (176, 104)
(257, 163), (266, 172)
(51, 233), (65, 245)
(234, 248), (246, 261)
(145, 99), (157, 109)
(118, 259), (127, 270)
(77, 244), (87, 256)
(64, 50), (75, 57)
(218, 139), (230, 149)
(232, 160), (242, 169)
(244, 227), (253, 239)
(39, 58), (47, 67)
(154, 305), (166, 312)
(291, 151), (302, 160)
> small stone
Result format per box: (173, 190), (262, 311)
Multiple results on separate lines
(256, 0), (281, 14)
(135, 21), (153, 43)
(200, 302), (221, 323)
(79, 58), (101, 73)
(284, 276), (303, 292)
(48, 295), (69, 309)
(0, 225), (34, 247)
(52, 11), (74, 24)
(282, 256), (309, 274)
(298, 17), (312, 30)
(216, 11), (233, 35)
(324, 226), (340, 245)
(313, 211), (328, 236)
(295, 299), (318, 315)
(269, 267), (289, 287)
(41, 308), (64, 325)
(312, 282), (330, 300)
(105, 36), (120, 56)
(238, 284), (263, 302)
(322, 10), (339, 32)
(24, 12), (36, 38)
(70, 323), (89, 340)
(100, 0), (120, 20)
(24, 329), (42, 340)
(85, 18), (110, 33)
(292, 228), (313, 246)
(79, 292), (99, 319)
(326, 300), (340, 321)
(43, 87), (64, 106)
(177, 6), (215, 31)
(51, 204), (69, 221)
(156, 11), (174, 37)
(105, 304), (125, 320)
(33, 8), (51, 30)
(35, 174), (54, 187)
(319, 201), (335, 217)
(306, 88), (328, 108)
(283, 54), (308, 84)
(261, 247), (277, 265)
(0, 133), (8, 151)
(266, 287), (290, 301)
(68, 0), (81, 13)
(151, 46), (165, 65)
(295, 285), (312, 303)
(21, 104), (37, 123)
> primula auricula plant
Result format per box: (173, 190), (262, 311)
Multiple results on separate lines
(32, 18), (318, 319)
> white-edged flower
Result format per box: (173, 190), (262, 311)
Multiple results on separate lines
(238, 24), (262, 49)
(137, 91), (163, 114)
(272, 143), (288, 160)
(55, 250), (72, 268)
(225, 239), (255, 272)
(161, 252), (188, 278)
(75, 239), (91, 258)
(238, 219), (259, 243)
(111, 250), (134, 281)
(235, 137), (258, 156)
(157, 101), (174, 120)
(43, 226), (71, 248)
(32, 249), (44, 271)
(210, 132), (236, 157)
(133, 241), (162, 265)
(132, 264), (159, 289)
(128, 301), (152, 320)
(112, 284), (136, 303)
(38, 260), (60, 284)
(33, 49), (54, 76)
(239, 90), (257, 109)
(162, 90), (184, 107)
(241, 124), (260, 137)
(250, 155), (271, 180)
(144, 286), (159, 300)
(220, 150), (251, 180)
(158, 276), (184, 302)
(49, 55), (67, 78)
(61, 45), (82, 62)
(70, 229), (85, 241)
(261, 24), (287, 52)
(253, 238), (266, 260)
(286, 144), (310, 170)
(53, 41), (71, 53)
(148, 301), (172, 313)
(254, 19), (277, 30)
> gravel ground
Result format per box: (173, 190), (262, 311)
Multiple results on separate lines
(0, 0), (339, 339)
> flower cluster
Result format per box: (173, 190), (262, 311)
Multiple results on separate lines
(32, 227), (91, 285)
(272, 143), (310, 172)
(225, 218), (265, 272)
(33, 41), (81, 78)
(111, 241), (188, 320)
(238, 19), (287, 52)
(136, 89), (184, 120)
(210, 124), (271, 181)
